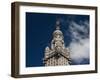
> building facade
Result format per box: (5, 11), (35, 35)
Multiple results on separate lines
(43, 20), (71, 66)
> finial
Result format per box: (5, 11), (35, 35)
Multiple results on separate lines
(56, 20), (60, 25)
(45, 46), (50, 52)
(56, 19), (60, 30)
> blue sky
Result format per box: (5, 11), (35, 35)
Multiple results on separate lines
(26, 12), (89, 67)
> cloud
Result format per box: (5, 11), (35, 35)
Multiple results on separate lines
(69, 39), (89, 63)
(69, 21), (89, 40)
(68, 20), (89, 64)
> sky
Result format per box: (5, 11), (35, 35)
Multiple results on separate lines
(26, 12), (89, 67)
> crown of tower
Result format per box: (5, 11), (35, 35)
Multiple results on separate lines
(43, 18), (71, 66)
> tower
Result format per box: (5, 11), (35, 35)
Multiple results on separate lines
(43, 20), (71, 66)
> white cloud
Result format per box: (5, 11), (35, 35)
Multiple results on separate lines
(69, 39), (89, 63)
(68, 20), (89, 64)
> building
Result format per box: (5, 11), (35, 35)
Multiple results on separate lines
(43, 20), (71, 66)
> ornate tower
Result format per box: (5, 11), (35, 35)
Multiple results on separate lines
(43, 20), (71, 66)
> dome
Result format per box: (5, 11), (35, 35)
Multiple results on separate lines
(53, 29), (63, 36)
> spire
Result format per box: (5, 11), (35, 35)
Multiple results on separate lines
(56, 19), (60, 30)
